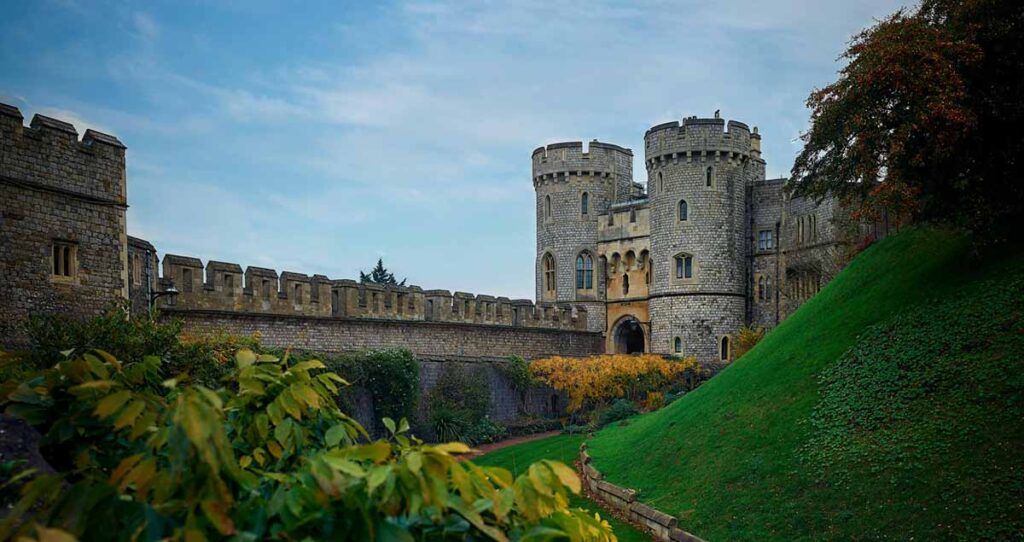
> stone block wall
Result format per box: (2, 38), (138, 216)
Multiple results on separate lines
(165, 309), (603, 361)
(0, 104), (128, 349)
(579, 443), (705, 542)
(154, 254), (589, 331)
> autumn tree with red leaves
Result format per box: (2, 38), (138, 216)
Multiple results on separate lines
(790, 0), (1024, 239)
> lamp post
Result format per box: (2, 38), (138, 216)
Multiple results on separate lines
(149, 285), (179, 310)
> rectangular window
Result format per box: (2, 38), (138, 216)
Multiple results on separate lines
(51, 241), (76, 278)
(132, 254), (142, 285)
(675, 256), (693, 279)
(758, 230), (774, 251)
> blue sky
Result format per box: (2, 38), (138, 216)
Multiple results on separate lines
(1, 0), (907, 299)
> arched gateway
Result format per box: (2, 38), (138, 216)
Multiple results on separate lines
(612, 316), (646, 354)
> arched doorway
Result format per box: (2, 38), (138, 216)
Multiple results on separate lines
(612, 317), (646, 354)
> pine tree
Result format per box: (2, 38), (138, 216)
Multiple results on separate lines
(359, 258), (406, 286)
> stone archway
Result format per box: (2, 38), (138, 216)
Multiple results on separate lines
(612, 316), (646, 354)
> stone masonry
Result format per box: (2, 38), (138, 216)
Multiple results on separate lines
(534, 113), (846, 364)
(0, 104), (128, 348)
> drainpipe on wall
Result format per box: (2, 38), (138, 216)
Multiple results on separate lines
(774, 220), (781, 326)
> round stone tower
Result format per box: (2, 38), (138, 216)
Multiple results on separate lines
(533, 140), (633, 333)
(645, 116), (764, 361)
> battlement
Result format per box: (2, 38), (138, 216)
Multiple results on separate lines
(644, 115), (757, 168)
(156, 254), (587, 331)
(0, 103), (126, 204)
(532, 139), (633, 184)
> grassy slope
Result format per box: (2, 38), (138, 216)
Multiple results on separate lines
(473, 434), (649, 542)
(587, 227), (1024, 540)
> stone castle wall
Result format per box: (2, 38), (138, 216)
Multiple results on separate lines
(155, 253), (590, 331)
(166, 309), (603, 361)
(0, 104), (128, 349)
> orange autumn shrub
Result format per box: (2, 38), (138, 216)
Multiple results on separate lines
(529, 354), (701, 413)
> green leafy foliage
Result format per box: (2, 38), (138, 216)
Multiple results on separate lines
(428, 365), (506, 445)
(497, 356), (534, 392)
(596, 399), (639, 428)
(0, 346), (617, 541)
(790, 0), (1024, 239)
(802, 268), (1024, 539)
(318, 348), (420, 427)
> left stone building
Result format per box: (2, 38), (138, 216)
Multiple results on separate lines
(0, 104), (129, 348)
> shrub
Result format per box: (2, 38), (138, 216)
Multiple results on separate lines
(0, 348), (615, 541)
(319, 349), (420, 427)
(428, 365), (495, 445)
(530, 353), (702, 414)
(732, 326), (767, 360)
(23, 304), (181, 365)
(597, 399), (639, 427)
(497, 356), (534, 392)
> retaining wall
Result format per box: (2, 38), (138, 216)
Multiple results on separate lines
(579, 442), (705, 542)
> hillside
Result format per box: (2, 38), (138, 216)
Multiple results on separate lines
(587, 227), (1024, 540)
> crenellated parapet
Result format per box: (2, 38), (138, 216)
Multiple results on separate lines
(644, 117), (758, 169)
(532, 140), (633, 187)
(0, 103), (126, 205)
(155, 254), (587, 331)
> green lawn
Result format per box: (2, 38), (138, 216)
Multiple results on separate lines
(587, 227), (1024, 540)
(473, 434), (650, 542)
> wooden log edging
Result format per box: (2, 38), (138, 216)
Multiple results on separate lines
(578, 443), (706, 542)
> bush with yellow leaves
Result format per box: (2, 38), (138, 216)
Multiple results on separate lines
(529, 354), (701, 414)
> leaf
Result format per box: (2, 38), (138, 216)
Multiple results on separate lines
(382, 417), (396, 435)
(267, 440), (283, 459)
(434, 442), (472, 455)
(113, 401), (146, 431)
(349, 441), (391, 463)
(542, 461), (581, 494)
(322, 454), (367, 477)
(239, 455), (252, 469)
(236, 348), (257, 369)
(32, 525), (78, 542)
(406, 451), (422, 474)
(324, 424), (347, 447)
(398, 418), (410, 434)
(69, 380), (115, 393)
(94, 391), (132, 418)
(366, 465), (392, 494)
(200, 499), (236, 535)
(95, 349), (122, 372)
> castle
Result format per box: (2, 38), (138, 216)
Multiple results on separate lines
(533, 114), (843, 360)
(0, 104), (843, 366)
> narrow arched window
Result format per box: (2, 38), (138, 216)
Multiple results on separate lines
(543, 253), (556, 298)
(720, 336), (730, 361)
(658, 171), (663, 193)
(758, 276), (766, 301)
(678, 200), (688, 221)
(647, 258), (653, 286)
(545, 195), (552, 219)
(575, 254), (593, 290)
(581, 192), (589, 215)
(294, 283), (302, 304)
(706, 166), (713, 187)
(674, 337), (682, 353)
(629, 209), (637, 223)
(622, 273), (630, 295)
